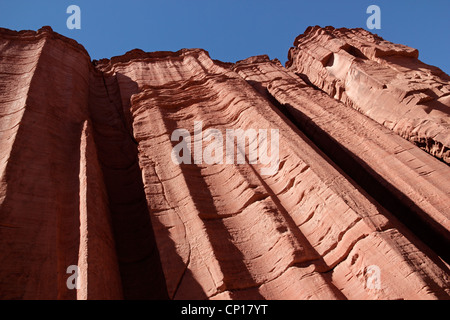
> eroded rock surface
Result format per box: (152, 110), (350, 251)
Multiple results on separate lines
(0, 26), (449, 300)
(287, 26), (450, 164)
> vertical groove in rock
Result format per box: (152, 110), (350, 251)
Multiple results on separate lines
(88, 69), (168, 299)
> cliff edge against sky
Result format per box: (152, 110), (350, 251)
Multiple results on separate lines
(0, 26), (449, 300)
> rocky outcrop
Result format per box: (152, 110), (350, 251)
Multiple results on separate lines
(287, 26), (450, 164)
(0, 26), (449, 300)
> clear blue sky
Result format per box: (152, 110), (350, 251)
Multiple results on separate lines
(1, 0), (449, 73)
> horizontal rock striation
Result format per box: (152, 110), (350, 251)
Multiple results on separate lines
(0, 26), (449, 300)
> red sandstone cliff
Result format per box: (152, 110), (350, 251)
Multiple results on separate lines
(287, 26), (450, 164)
(0, 26), (449, 300)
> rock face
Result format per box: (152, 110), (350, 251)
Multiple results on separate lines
(287, 26), (450, 164)
(0, 26), (449, 300)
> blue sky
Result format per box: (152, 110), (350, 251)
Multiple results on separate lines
(1, 0), (449, 73)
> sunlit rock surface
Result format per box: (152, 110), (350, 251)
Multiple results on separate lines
(0, 26), (449, 300)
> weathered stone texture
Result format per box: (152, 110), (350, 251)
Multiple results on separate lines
(0, 26), (448, 300)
